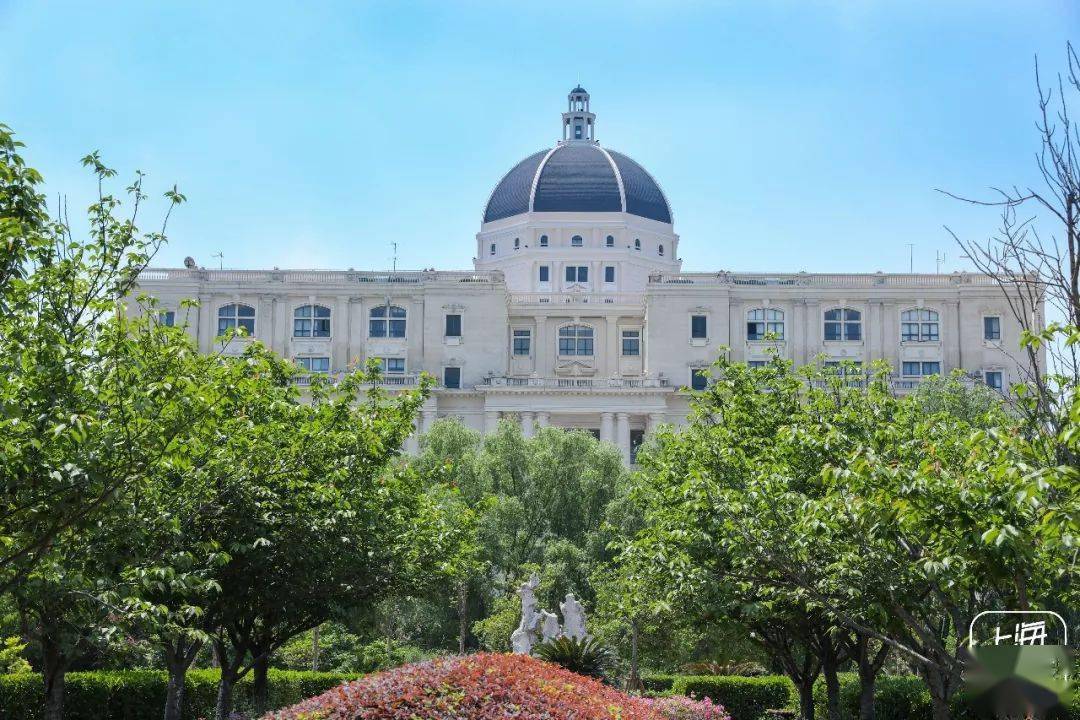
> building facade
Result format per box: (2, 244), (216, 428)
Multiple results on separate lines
(136, 88), (1039, 463)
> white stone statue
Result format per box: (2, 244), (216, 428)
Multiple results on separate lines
(511, 573), (542, 654)
(560, 593), (588, 640)
(539, 610), (562, 642)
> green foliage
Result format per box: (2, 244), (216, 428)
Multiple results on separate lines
(471, 594), (519, 653)
(670, 675), (795, 720)
(0, 669), (357, 720)
(0, 637), (30, 674)
(533, 636), (614, 680)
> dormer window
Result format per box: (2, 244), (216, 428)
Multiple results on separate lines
(489, 243), (496, 256)
(606, 235), (614, 247)
(634, 238), (641, 251)
(658, 244), (664, 256)
(540, 234), (549, 247)
(514, 238), (520, 249)
(571, 235), (583, 247)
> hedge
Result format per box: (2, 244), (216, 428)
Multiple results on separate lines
(0, 669), (358, 720)
(640, 674), (679, 693)
(670, 675), (794, 720)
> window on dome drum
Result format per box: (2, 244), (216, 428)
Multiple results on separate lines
(514, 238), (520, 249)
(218, 303), (255, 336)
(984, 370), (1003, 391)
(293, 304), (331, 338)
(539, 266), (550, 282)
(540, 235), (548, 247)
(658, 244), (664, 256)
(558, 324), (594, 356)
(512, 329), (531, 356)
(604, 266), (616, 283)
(571, 235), (583, 247)
(630, 430), (645, 464)
(443, 367), (461, 389)
(489, 243), (495, 256)
(445, 314), (462, 338)
(606, 235), (614, 247)
(157, 310), (175, 327)
(634, 238), (641, 250)
(369, 305), (406, 338)
(691, 314), (707, 339)
(984, 316), (1001, 341)
(295, 357), (330, 374)
(823, 308), (861, 341)
(565, 266), (588, 283)
(901, 309), (939, 342)
(747, 308), (784, 340)
(377, 357), (405, 374)
(574, 124), (583, 139)
(621, 329), (640, 356)
(902, 361), (941, 377)
(690, 368), (709, 391)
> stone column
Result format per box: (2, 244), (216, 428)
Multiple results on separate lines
(615, 412), (631, 464)
(484, 410), (500, 434)
(421, 409), (436, 434)
(600, 412), (615, 444)
(537, 411), (551, 428)
(647, 412), (665, 435)
(521, 411), (536, 438)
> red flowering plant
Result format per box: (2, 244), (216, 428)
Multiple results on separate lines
(262, 653), (665, 720)
(645, 695), (732, 720)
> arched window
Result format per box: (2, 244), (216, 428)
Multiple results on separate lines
(901, 308), (939, 342)
(658, 244), (665, 256)
(558, 324), (594, 356)
(824, 308), (861, 341)
(605, 235), (614, 247)
(489, 243), (496, 256)
(571, 235), (583, 247)
(294, 304), (331, 338)
(370, 305), (407, 338)
(218, 303), (255, 336)
(634, 238), (641, 250)
(747, 308), (784, 340)
(540, 234), (549, 247)
(514, 237), (520, 249)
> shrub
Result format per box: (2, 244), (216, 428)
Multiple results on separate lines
(265, 653), (665, 720)
(647, 694), (733, 720)
(0, 669), (357, 720)
(680, 662), (769, 677)
(641, 674), (679, 693)
(533, 636), (613, 679)
(671, 676), (794, 720)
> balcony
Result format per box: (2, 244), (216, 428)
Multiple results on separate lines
(480, 375), (671, 390)
(291, 372), (428, 388)
(508, 292), (644, 307)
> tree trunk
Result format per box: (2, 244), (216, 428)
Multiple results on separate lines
(213, 670), (235, 720)
(628, 618), (641, 691)
(797, 678), (816, 720)
(856, 674), (876, 720)
(821, 642), (841, 720)
(457, 582), (468, 655)
(163, 639), (201, 720)
(41, 634), (67, 720)
(252, 654), (270, 717)
(921, 665), (952, 720)
(311, 626), (320, 672)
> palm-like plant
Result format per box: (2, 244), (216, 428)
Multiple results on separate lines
(533, 636), (613, 680)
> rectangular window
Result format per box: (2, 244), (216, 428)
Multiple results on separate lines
(984, 316), (1001, 341)
(539, 266), (550, 282)
(158, 310), (175, 327)
(443, 366), (461, 389)
(902, 361), (941, 377)
(748, 360), (767, 368)
(691, 315), (707, 339)
(445, 314), (462, 338)
(378, 357), (405, 374)
(604, 266), (615, 283)
(512, 329), (531, 356)
(690, 368), (709, 391)
(985, 370), (1003, 391)
(630, 429), (645, 464)
(621, 329), (640, 356)
(564, 266), (588, 283)
(295, 357), (330, 373)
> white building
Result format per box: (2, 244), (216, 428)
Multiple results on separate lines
(136, 87), (1039, 463)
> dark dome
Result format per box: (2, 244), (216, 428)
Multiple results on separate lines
(483, 143), (672, 224)
(571, 85), (588, 94)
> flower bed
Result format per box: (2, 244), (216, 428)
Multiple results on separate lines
(264, 653), (665, 720)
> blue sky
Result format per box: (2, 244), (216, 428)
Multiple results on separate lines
(1, 1), (1076, 274)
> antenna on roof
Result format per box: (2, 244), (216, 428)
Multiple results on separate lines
(905, 243), (914, 273)
(211, 252), (223, 270)
(392, 242), (398, 273)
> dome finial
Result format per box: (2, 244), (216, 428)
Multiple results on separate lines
(563, 86), (595, 142)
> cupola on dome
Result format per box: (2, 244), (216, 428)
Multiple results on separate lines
(482, 88), (672, 225)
